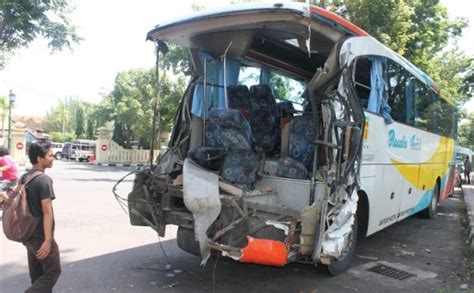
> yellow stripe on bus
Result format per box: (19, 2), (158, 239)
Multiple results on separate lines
(390, 137), (454, 191)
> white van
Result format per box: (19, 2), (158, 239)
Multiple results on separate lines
(70, 140), (96, 162)
(51, 142), (64, 160)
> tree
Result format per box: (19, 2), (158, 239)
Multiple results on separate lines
(458, 113), (474, 150)
(0, 95), (7, 136)
(87, 102), (113, 140)
(161, 44), (190, 75)
(43, 97), (85, 137)
(57, 99), (69, 134)
(107, 67), (185, 149)
(0, 0), (82, 69)
(75, 105), (85, 138)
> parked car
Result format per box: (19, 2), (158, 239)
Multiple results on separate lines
(62, 142), (72, 159)
(51, 142), (64, 160)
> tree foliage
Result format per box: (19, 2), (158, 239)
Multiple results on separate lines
(106, 66), (185, 149)
(43, 98), (100, 141)
(458, 113), (474, 150)
(0, 95), (7, 133)
(0, 0), (82, 69)
(75, 106), (85, 138)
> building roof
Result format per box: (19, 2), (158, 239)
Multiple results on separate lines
(12, 116), (44, 132)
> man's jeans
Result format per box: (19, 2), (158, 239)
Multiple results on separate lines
(23, 238), (61, 293)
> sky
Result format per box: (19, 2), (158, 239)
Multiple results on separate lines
(0, 0), (473, 117)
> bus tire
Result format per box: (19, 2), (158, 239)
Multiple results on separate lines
(177, 226), (201, 256)
(420, 182), (439, 219)
(326, 216), (358, 276)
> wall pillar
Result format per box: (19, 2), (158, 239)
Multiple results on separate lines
(96, 127), (112, 164)
(10, 126), (27, 165)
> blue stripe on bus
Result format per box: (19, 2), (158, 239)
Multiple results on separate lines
(409, 170), (451, 216)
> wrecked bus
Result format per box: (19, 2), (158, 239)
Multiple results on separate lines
(125, 3), (457, 275)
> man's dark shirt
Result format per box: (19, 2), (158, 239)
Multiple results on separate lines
(21, 170), (56, 239)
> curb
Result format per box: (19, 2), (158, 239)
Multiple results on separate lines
(466, 196), (474, 248)
(95, 163), (146, 167)
(461, 173), (474, 248)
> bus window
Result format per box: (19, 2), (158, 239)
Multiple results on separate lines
(269, 71), (305, 107)
(404, 77), (418, 126)
(415, 83), (435, 131)
(353, 58), (372, 109)
(387, 60), (410, 124)
(238, 66), (260, 88)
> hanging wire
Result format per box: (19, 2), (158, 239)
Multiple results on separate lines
(112, 170), (138, 215)
(156, 234), (171, 266)
(212, 253), (220, 293)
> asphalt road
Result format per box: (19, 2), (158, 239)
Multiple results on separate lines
(0, 161), (471, 292)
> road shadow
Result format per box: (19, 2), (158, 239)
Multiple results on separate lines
(1, 191), (467, 293)
(0, 237), (334, 293)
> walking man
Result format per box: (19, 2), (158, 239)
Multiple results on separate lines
(464, 155), (472, 185)
(21, 142), (61, 292)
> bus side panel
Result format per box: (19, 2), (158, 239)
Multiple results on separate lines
(396, 164), (420, 221)
(362, 112), (453, 231)
(404, 136), (454, 215)
(440, 138), (456, 201)
(359, 165), (376, 236)
(362, 113), (404, 235)
(366, 165), (402, 235)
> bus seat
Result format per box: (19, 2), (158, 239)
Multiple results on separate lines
(189, 108), (258, 185)
(228, 85), (251, 119)
(249, 85), (279, 153)
(277, 101), (296, 157)
(276, 115), (316, 179)
(277, 100), (295, 120)
(205, 108), (252, 150)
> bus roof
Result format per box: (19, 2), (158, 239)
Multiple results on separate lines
(147, 2), (441, 97)
(147, 2), (368, 41)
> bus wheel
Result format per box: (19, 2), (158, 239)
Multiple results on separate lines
(326, 216), (358, 276)
(420, 182), (439, 219)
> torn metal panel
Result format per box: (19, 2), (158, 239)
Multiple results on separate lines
(265, 220), (290, 235)
(183, 159), (221, 265)
(322, 192), (358, 259)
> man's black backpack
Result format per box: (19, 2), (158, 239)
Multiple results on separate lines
(2, 171), (43, 242)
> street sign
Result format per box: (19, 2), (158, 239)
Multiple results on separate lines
(16, 142), (24, 150)
(101, 144), (108, 151)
